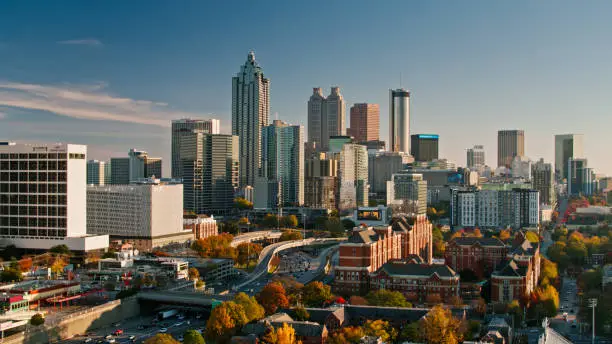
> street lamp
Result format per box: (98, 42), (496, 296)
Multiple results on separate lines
(588, 298), (597, 344)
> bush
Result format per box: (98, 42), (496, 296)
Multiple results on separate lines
(30, 313), (45, 326)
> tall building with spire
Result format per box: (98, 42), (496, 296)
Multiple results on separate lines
(232, 51), (270, 187)
(307, 87), (345, 152)
(389, 89), (410, 153)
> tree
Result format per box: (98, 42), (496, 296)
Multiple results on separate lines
(302, 281), (333, 307)
(498, 229), (511, 241)
(329, 326), (365, 344)
(30, 313), (45, 326)
(341, 218), (356, 230)
(220, 221), (240, 235)
(432, 226), (446, 257)
(49, 244), (71, 255)
(473, 228), (483, 238)
(102, 250), (116, 259)
(276, 322), (298, 344)
(539, 258), (558, 286)
(420, 305), (464, 344)
(144, 334), (180, 344)
(399, 322), (421, 342)
(0, 267), (22, 282)
(507, 300), (523, 327)
(234, 197), (253, 210)
(475, 298), (487, 316)
(183, 329), (205, 344)
(238, 217), (250, 225)
(325, 218), (346, 237)
(426, 293), (443, 305)
(364, 319), (397, 343)
(294, 306), (310, 321)
(257, 282), (289, 315)
(188, 267), (200, 281)
(365, 289), (411, 307)
(566, 237), (588, 265)
(50, 257), (67, 277)
(535, 284), (559, 317)
(18, 258), (33, 272)
(279, 230), (303, 242)
(205, 302), (245, 343)
(281, 215), (299, 228)
(234, 292), (265, 323)
(191, 233), (236, 259)
(349, 295), (368, 305)
(236, 242), (263, 266)
(525, 231), (540, 243)
(262, 214), (280, 228)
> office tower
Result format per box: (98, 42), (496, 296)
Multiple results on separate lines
(567, 158), (594, 196)
(511, 156), (532, 180)
(337, 143), (368, 210)
(232, 51), (270, 187)
(497, 130), (525, 168)
(104, 162), (112, 185)
(255, 120), (304, 209)
(410, 134), (439, 162)
(87, 160), (107, 185)
(348, 103), (380, 143)
(304, 152), (338, 209)
(386, 172), (427, 215)
(307, 87), (346, 152)
(110, 149), (162, 184)
(87, 180), (190, 251)
(532, 159), (555, 205)
(181, 133), (239, 214)
(554, 134), (584, 181)
(466, 145), (485, 169)
(389, 89), (410, 153)
(0, 142), (108, 251)
(171, 118), (220, 178)
(110, 157), (129, 184)
(368, 151), (404, 202)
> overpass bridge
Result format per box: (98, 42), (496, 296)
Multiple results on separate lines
(230, 231), (282, 247)
(137, 291), (231, 307)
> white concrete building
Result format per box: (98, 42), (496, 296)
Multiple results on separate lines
(86, 179), (190, 251)
(0, 142), (108, 251)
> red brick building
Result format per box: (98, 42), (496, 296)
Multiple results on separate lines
(183, 214), (218, 240)
(491, 234), (540, 303)
(369, 259), (460, 304)
(334, 214), (432, 294)
(444, 237), (507, 278)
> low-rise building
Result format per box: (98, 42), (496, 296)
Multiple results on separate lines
(184, 214), (218, 240)
(191, 258), (236, 283)
(445, 237), (507, 278)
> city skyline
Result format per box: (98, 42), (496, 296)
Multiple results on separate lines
(1, 1), (612, 174)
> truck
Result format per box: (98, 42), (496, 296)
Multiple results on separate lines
(158, 309), (178, 320)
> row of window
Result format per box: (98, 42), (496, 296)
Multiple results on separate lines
(0, 172), (68, 182)
(0, 217), (67, 228)
(0, 153), (69, 160)
(0, 183), (67, 194)
(0, 160), (68, 171)
(0, 228), (67, 237)
(0, 206), (67, 216)
(0, 195), (68, 205)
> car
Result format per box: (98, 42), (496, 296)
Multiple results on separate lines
(159, 328), (168, 333)
(128, 335), (136, 341)
(84, 339), (93, 343)
(175, 322), (184, 327)
(105, 335), (113, 340)
(113, 329), (123, 336)
(105, 340), (116, 344)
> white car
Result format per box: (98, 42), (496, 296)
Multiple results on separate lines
(159, 328), (168, 333)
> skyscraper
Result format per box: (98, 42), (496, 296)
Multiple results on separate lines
(467, 145), (485, 169)
(304, 152), (338, 209)
(531, 159), (555, 205)
(181, 133), (239, 214)
(567, 158), (594, 196)
(232, 51), (270, 187)
(554, 134), (584, 181)
(0, 142), (109, 251)
(389, 89), (410, 153)
(337, 143), (368, 210)
(307, 87), (345, 152)
(348, 103), (379, 143)
(497, 130), (525, 168)
(171, 118), (220, 178)
(255, 120), (304, 208)
(87, 160), (107, 185)
(410, 134), (439, 162)
(386, 172), (427, 215)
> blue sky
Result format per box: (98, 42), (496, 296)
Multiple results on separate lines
(1, 1), (611, 175)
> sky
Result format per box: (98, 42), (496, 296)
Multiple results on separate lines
(1, 1), (611, 175)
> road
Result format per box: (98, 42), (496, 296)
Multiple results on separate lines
(63, 313), (206, 344)
(549, 277), (579, 336)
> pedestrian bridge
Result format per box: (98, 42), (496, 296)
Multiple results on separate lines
(137, 291), (230, 307)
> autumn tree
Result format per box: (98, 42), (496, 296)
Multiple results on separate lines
(420, 305), (464, 344)
(18, 258), (33, 272)
(281, 215), (299, 228)
(365, 289), (411, 307)
(191, 233), (236, 259)
(448, 295), (463, 307)
(535, 284), (559, 317)
(302, 281), (333, 307)
(498, 229), (511, 241)
(349, 296), (368, 305)
(262, 214), (280, 228)
(144, 334), (180, 344)
(426, 293), (443, 305)
(271, 276), (304, 305)
(234, 197), (253, 210)
(539, 258), (559, 287)
(205, 302), (247, 343)
(183, 329), (205, 344)
(329, 326), (365, 344)
(30, 313), (44, 326)
(276, 322), (298, 344)
(279, 230), (303, 242)
(236, 242), (263, 266)
(50, 257), (67, 277)
(294, 306), (310, 321)
(525, 231), (540, 243)
(363, 319), (397, 343)
(188, 267), (200, 281)
(234, 292), (265, 323)
(507, 300), (524, 327)
(432, 226), (446, 257)
(257, 282), (289, 315)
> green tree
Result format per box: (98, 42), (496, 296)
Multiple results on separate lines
(279, 230), (303, 242)
(30, 313), (45, 326)
(220, 221), (240, 235)
(262, 214), (280, 228)
(234, 292), (265, 323)
(302, 281), (333, 307)
(144, 334), (180, 344)
(234, 197), (253, 210)
(566, 237), (588, 265)
(49, 244), (71, 255)
(0, 267), (22, 282)
(399, 322), (421, 342)
(294, 306), (310, 321)
(325, 217), (346, 237)
(281, 215), (299, 228)
(365, 289), (411, 307)
(183, 330), (205, 344)
(579, 269), (602, 292)
(341, 218), (356, 230)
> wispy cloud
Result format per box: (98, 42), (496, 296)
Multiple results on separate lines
(0, 81), (209, 127)
(57, 39), (103, 47)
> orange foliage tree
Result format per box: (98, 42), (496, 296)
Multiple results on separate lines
(191, 233), (236, 259)
(257, 282), (289, 315)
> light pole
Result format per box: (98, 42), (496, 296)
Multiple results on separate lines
(588, 298), (597, 344)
